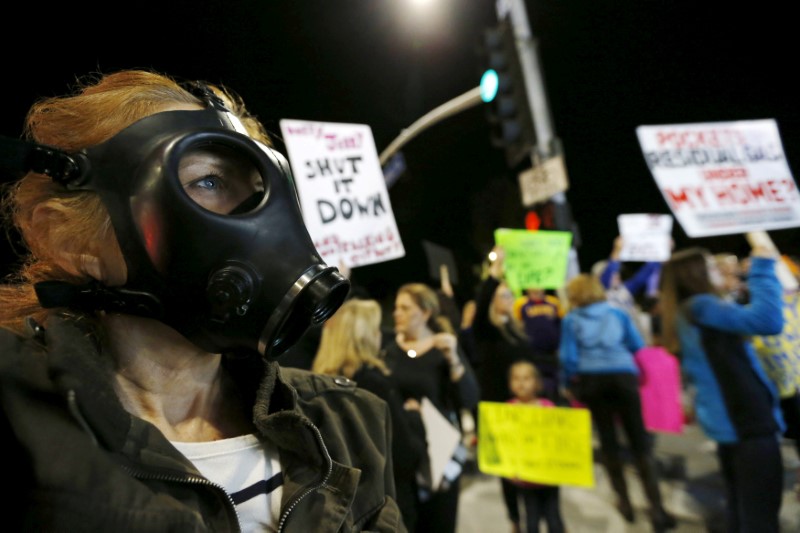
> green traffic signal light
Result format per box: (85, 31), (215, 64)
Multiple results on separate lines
(478, 18), (537, 167)
(480, 69), (499, 103)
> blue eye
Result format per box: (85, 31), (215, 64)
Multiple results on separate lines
(194, 175), (221, 190)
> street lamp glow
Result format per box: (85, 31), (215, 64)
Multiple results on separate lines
(480, 69), (499, 103)
(408, 0), (435, 7)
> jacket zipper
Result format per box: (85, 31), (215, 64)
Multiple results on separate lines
(277, 421), (333, 533)
(66, 389), (243, 531)
(122, 465), (243, 532)
(66, 390), (99, 447)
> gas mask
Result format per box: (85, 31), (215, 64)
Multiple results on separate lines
(0, 86), (350, 359)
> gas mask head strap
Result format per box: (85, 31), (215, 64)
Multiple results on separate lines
(181, 81), (230, 112)
(180, 81), (251, 136)
(0, 137), (88, 187)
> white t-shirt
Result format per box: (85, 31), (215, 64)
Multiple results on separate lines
(172, 434), (283, 532)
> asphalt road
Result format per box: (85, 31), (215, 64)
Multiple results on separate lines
(456, 423), (800, 532)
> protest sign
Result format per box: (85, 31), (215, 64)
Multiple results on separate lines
(279, 119), (405, 267)
(422, 240), (459, 285)
(636, 347), (684, 434)
(636, 119), (800, 238)
(617, 214), (673, 262)
(477, 402), (594, 487)
(494, 228), (572, 295)
(419, 397), (463, 492)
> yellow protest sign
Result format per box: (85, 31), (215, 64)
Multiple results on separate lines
(494, 228), (572, 295)
(477, 401), (595, 487)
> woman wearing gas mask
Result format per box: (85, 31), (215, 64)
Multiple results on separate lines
(0, 70), (404, 532)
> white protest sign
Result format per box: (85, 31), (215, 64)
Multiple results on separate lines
(279, 120), (405, 268)
(636, 120), (800, 237)
(419, 397), (462, 492)
(617, 214), (673, 262)
(518, 155), (569, 207)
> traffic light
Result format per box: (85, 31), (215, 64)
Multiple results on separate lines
(527, 199), (581, 248)
(478, 18), (536, 168)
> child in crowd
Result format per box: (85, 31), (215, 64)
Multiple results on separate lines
(502, 360), (565, 533)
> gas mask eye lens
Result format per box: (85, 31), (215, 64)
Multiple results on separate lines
(179, 144), (265, 215)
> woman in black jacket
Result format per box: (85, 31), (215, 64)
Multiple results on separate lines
(0, 69), (402, 532)
(383, 282), (480, 533)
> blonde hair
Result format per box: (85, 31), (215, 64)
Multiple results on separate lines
(0, 69), (269, 333)
(565, 273), (606, 308)
(312, 299), (388, 378)
(396, 282), (455, 334)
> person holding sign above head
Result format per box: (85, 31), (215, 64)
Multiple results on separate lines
(383, 282), (480, 533)
(502, 360), (565, 533)
(660, 245), (786, 533)
(559, 274), (676, 532)
(0, 69), (403, 532)
(472, 246), (557, 525)
(592, 235), (664, 344)
(472, 246), (535, 407)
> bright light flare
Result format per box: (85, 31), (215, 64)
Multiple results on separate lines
(480, 69), (499, 103)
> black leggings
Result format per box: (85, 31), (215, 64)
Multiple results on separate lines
(780, 392), (800, 458)
(577, 373), (652, 457)
(519, 485), (563, 533)
(500, 479), (564, 533)
(716, 434), (783, 533)
(577, 372), (669, 513)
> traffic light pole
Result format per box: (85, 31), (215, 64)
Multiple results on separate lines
(497, 0), (579, 278)
(496, 0), (554, 155)
(378, 86), (483, 168)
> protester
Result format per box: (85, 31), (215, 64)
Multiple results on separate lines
(560, 273), (676, 532)
(593, 235), (663, 343)
(383, 282), (480, 533)
(660, 246), (785, 533)
(0, 69), (404, 531)
(472, 246), (536, 405)
(312, 298), (426, 531)
(458, 298), (479, 371)
(502, 360), (565, 533)
(514, 287), (565, 403)
(436, 263), (463, 337)
(751, 285), (800, 500)
(713, 252), (747, 303)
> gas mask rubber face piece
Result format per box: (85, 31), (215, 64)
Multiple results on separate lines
(52, 106), (350, 359)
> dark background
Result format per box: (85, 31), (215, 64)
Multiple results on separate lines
(2, 0), (798, 306)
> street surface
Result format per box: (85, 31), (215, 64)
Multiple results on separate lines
(456, 423), (800, 532)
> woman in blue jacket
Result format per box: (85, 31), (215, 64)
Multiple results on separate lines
(560, 274), (675, 531)
(660, 247), (785, 533)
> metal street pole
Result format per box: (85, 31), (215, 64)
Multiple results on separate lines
(496, 0), (554, 155)
(496, 0), (579, 277)
(379, 86), (483, 167)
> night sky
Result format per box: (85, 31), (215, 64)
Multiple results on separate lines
(2, 0), (798, 305)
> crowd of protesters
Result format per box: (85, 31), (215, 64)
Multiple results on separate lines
(277, 234), (800, 533)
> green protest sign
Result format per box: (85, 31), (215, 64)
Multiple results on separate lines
(494, 228), (572, 295)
